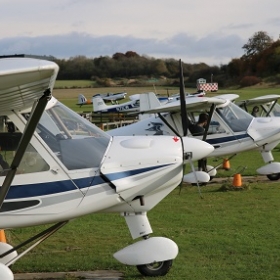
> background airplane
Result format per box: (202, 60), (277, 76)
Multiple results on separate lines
(107, 91), (280, 181)
(77, 92), (127, 107)
(92, 95), (140, 113)
(77, 93), (93, 106)
(93, 92), (127, 104)
(0, 57), (214, 279)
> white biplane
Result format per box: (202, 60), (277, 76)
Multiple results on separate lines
(0, 57), (214, 279)
(108, 88), (280, 181)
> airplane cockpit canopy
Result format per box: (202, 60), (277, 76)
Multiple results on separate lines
(25, 98), (111, 170)
(216, 102), (253, 132)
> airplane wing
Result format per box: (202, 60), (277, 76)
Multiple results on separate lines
(0, 57), (58, 112)
(139, 92), (226, 114)
(215, 94), (239, 102)
(0, 57), (59, 208)
(235, 94), (280, 107)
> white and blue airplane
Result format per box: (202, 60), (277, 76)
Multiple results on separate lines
(93, 92), (127, 103)
(0, 57), (214, 279)
(92, 95), (140, 113)
(107, 91), (280, 181)
(77, 92), (127, 106)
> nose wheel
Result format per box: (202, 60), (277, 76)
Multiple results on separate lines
(136, 259), (173, 276)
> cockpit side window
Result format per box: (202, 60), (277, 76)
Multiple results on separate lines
(216, 103), (253, 132)
(36, 101), (111, 170)
(0, 115), (49, 175)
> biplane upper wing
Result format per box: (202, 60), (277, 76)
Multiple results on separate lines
(0, 57), (59, 208)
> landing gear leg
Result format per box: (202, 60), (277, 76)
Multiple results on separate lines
(114, 212), (178, 277)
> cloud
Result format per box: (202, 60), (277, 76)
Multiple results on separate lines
(0, 32), (245, 65)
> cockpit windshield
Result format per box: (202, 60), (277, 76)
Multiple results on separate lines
(34, 100), (111, 170)
(216, 102), (253, 132)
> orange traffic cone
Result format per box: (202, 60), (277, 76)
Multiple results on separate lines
(0, 230), (6, 243)
(223, 158), (230, 170)
(232, 173), (242, 188)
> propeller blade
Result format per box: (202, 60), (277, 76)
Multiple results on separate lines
(179, 59), (188, 136)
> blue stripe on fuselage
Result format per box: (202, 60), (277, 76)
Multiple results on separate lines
(205, 133), (250, 146)
(6, 176), (105, 200)
(5, 164), (171, 200)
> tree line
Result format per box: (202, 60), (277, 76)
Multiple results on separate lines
(53, 31), (280, 88)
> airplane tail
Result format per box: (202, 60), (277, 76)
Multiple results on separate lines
(140, 92), (161, 111)
(92, 96), (108, 112)
(77, 94), (90, 106)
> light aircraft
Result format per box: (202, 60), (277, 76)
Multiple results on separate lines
(76, 94), (93, 106)
(92, 95), (140, 113)
(167, 90), (206, 103)
(77, 92), (127, 107)
(0, 57), (214, 279)
(93, 92), (127, 103)
(107, 90), (280, 181)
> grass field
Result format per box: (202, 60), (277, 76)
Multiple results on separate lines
(10, 181), (280, 279)
(7, 83), (280, 279)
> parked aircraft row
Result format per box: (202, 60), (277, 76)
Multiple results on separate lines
(0, 57), (213, 279)
(77, 90), (207, 114)
(107, 91), (280, 181)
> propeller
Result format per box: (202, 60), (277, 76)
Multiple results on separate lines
(178, 59), (209, 195)
(179, 59), (188, 136)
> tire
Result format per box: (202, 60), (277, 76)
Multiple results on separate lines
(267, 173), (280, 181)
(136, 260), (173, 277)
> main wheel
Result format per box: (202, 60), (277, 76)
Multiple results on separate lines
(267, 173), (280, 181)
(136, 260), (173, 277)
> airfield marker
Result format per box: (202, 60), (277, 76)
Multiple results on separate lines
(0, 230), (6, 243)
(232, 173), (242, 188)
(223, 158), (230, 170)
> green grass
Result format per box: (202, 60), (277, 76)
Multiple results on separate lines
(10, 182), (280, 279)
(55, 80), (95, 88)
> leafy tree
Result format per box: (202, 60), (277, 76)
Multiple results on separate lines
(242, 31), (273, 59)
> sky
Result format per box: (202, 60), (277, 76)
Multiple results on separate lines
(1, 0), (280, 66)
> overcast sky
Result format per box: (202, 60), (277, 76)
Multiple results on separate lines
(1, 0), (280, 65)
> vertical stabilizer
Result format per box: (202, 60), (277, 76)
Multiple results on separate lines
(78, 94), (87, 105)
(93, 96), (108, 112)
(140, 92), (161, 111)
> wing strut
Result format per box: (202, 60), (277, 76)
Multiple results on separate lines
(0, 88), (52, 209)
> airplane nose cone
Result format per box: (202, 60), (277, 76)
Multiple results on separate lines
(182, 137), (214, 161)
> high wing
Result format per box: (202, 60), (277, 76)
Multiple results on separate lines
(0, 57), (58, 208)
(0, 58), (58, 112)
(235, 94), (280, 117)
(236, 94), (280, 107)
(139, 92), (227, 114)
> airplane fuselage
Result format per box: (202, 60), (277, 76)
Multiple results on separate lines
(0, 98), (212, 228)
(108, 102), (280, 157)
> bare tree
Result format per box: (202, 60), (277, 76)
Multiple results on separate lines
(242, 31), (273, 59)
